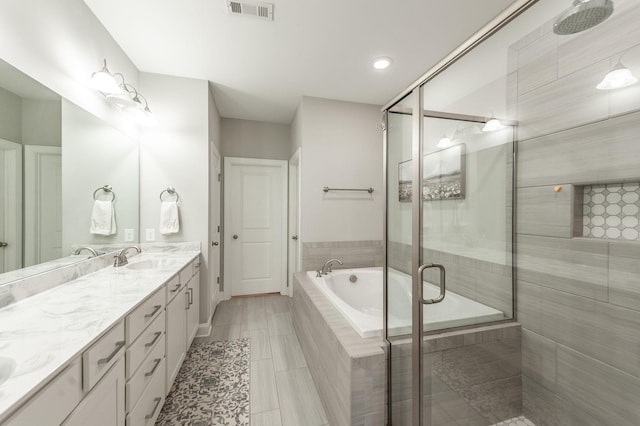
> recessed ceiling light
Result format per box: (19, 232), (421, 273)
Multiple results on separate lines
(372, 57), (393, 70)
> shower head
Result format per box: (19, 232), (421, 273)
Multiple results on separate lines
(553, 0), (614, 35)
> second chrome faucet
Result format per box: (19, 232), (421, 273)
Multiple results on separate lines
(317, 258), (343, 277)
(113, 246), (141, 267)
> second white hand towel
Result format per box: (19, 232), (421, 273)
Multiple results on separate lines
(90, 200), (117, 235)
(160, 201), (180, 234)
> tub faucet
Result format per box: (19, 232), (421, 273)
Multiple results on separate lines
(321, 258), (343, 275)
(73, 246), (99, 258)
(113, 246), (141, 267)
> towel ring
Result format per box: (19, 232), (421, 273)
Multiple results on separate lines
(93, 185), (115, 202)
(160, 186), (180, 203)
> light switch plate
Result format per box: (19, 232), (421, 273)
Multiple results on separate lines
(145, 228), (155, 241)
(124, 229), (134, 242)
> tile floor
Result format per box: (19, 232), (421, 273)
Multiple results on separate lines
(194, 295), (328, 426)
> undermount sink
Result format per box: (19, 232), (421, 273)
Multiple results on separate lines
(126, 259), (174, 270)
(0, 357), (17, 386)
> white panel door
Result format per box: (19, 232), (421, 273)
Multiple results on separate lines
(0, 138), (22, 273)
(24, 146), (62, 267)
(287, 148), (301, 296)
(224, 157), (287, 297)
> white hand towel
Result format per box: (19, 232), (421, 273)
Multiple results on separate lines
(160, 201), (180, 234)
(90, 200), (117, 235)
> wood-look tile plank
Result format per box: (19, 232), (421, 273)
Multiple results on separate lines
(270, 334), (307, 372)
(251, 410), (283, 426)
(251, 359), (279, 414)
(275, 368), (328, 426)
(240, 328), (272, 361)
(267, 312), (294, 336)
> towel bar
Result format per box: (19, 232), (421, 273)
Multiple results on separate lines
(93, 185), (115, 201)
(160, 186), (180, 202)
(322, 186), (374, 194)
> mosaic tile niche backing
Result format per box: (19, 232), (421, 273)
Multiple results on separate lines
(583, 183), (640, 240)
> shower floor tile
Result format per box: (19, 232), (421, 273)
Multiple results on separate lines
(492, 415), (535, 425)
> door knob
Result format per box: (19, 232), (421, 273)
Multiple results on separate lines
(233, 235), (238, 240)
(0, 242), (7, 248)
(212, 241), (219, 246)
(291, 235), (298, 240)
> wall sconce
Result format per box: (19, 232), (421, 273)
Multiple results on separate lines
(482, 116), (503, 132)
(596, 61), (638, 90)
(90, 59), (157, 126)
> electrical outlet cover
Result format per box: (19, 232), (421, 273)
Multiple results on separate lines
(146, 228), (155, 241)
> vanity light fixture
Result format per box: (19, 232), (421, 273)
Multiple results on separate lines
(596, 61), (638, 90)
(90, 59), (122, 94)
(90, 59), (157, 126)
(482, 116), (503, 132)
(372, 57), (393, 70)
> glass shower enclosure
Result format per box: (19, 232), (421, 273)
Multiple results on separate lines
(384, 0), (640, 424)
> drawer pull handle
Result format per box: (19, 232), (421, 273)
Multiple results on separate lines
(188, 288), (193, 305)
(145, 397), (162, 420)
(145, 331), (162, 348)
(145, 358), (162, 377)
(170, 283), (181, 293)
(97, 341), (125, 365)
(145, 305), (162, 318)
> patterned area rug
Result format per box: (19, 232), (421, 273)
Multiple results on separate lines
(156, 338), (250, 426)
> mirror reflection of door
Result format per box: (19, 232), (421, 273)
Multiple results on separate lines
(24, 146), (62, 267)
(0, 139), (22, 273)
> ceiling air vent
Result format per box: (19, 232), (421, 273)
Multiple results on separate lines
(226, 1), (274, 21)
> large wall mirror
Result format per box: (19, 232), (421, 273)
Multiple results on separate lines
(0, 58), (139, 284)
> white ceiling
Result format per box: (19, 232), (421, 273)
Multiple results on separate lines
(83, 0), (517, 124)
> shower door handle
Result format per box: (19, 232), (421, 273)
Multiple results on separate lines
(417, 263), (446, 304)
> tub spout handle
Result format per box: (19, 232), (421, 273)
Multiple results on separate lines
(418, 263), (446, 305)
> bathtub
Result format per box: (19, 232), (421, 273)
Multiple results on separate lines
(306, 267), (505, 338)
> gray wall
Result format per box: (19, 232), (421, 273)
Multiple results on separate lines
(221, 117), (291, 160)
(510, 3), (640, 423)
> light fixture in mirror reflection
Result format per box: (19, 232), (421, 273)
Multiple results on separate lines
(90, 59), (158, 126)
(0, 57), (139, 284)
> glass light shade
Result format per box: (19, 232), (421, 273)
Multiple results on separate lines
(90, 70), (121, 94)
(482, 118), (503, 132)
(596, 64), (638, 90)
(106, 91), (138, 108)
(437, 137), (453, 148)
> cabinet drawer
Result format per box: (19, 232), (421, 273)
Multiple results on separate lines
(126, 357), (165, 426)
(83, 321), (125, 391)
(126, 334), (165, 412)
(126, 288), (165, 344)
(6, 358), (83, 426)
(126, 310), (165, 378)
(165, 274), (182, 303)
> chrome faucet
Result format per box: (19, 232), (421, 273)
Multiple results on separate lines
(113, 246), (141, 267)
(73, 247), (99, 258)
(320, 258), (343, 275)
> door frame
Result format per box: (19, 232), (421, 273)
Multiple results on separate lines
(223, 156), (288, 300)
(0, 138), (22, 273)
(287, 147), (301, 297)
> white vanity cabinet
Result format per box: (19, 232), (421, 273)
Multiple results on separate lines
(186, 266), (200, 348)
(165, 258), (200, 395)
(165, 274), (187, 395)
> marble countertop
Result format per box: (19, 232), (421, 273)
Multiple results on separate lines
(0, 248), (200, 422)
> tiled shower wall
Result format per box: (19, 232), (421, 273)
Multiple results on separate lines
(510, 2), (640, 423)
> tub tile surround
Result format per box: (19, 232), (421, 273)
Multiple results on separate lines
(509, 2), (640, 423)
(293, 272), (522, 425)
(293, 273), (386, 425)
(301, 240), (384, 273)
(0, 243), (200, 422)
